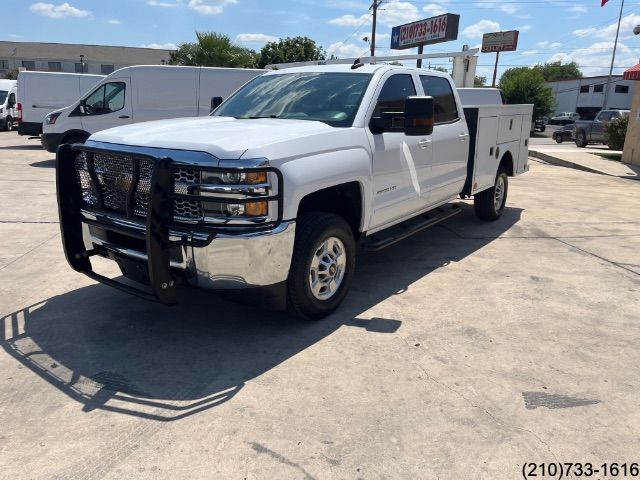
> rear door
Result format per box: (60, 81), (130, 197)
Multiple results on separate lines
(80, 78), (132, 134)
(419, 74), (468, 204)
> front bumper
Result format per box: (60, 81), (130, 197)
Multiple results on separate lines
(41, 132), (65, 153)
(57, 143), (291, 305)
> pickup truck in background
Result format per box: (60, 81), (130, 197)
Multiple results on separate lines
(574, 109), (630, 148)
(56, 64), (532, 320)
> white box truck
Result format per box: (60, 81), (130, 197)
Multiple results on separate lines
(41, 65), (264, 152)
(56, 64), (532, 319)
(17, 71), (104, 137)
(0, 79), (17, 131)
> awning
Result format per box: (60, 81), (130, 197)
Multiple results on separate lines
(623, 63), (640, 81)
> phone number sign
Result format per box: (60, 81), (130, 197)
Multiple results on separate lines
(390, 13), (460, 50)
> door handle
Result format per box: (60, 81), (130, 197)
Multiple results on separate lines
(119, 115), (130, 119)
(459, 133), (468, 141)
(418, 139), (431, 149)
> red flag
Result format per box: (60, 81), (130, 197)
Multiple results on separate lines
(601, 0), (609, 5)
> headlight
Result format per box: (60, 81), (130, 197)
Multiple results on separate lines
(45, 112), (62, 125)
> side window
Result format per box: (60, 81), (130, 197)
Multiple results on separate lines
(83, 82), (126, 115)
(372, 74), (417, 130)
(419, 75), (459, 124)
(596, 111), (611, 122)
(8, 92), (15, 107)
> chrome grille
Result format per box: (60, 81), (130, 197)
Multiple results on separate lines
(74, 151), (203, 221)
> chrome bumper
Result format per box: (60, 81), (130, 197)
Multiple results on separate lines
(83, 219), (296, 289)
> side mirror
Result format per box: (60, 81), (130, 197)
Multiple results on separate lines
(210, 96), (223, 112)
(404, 96), (434, 136)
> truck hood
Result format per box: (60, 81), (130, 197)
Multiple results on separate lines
(89, 116), (340, 160)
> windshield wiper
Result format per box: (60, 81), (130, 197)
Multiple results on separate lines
(248, 115), (279, 119)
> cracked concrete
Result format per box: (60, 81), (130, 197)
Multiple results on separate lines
(1, 132), (639, 479)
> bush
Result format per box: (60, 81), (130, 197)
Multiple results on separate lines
(605, 116), (628, 151)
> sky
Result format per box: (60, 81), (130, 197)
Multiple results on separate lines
(3, 0), (640, 81)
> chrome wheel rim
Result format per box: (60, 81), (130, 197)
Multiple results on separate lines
(309, 236), (346, 301)
(494, 175), (505, 212)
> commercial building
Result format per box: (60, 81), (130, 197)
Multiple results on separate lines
(546, 75), (636, 120)
(0, 41), (171, 76)
(622, 64), (640, 166)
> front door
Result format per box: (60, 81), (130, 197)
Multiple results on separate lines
(367, 73), (433, 231)
(80, 78), (132, 135)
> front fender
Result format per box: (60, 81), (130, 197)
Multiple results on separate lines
(279, 147), (372, 231)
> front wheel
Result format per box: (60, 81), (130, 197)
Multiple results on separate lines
(474, 167), (508, 221)
(555, 135), (563, 144)
(287, 212), (356, 320)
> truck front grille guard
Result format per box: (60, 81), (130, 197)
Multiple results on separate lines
(56, 143), (283, 305)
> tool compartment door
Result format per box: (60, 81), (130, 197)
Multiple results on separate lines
(473, 115), (499, 193)
(497, 114), (523, 144)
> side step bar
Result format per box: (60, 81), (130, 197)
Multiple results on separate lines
(364, 204), (461, 252)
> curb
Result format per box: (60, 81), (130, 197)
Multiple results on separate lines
(529, 150), (614, 177)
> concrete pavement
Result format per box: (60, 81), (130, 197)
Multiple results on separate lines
(1, 132), (639, 479)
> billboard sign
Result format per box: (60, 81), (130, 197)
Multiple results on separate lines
(481, 30), (519, 53)
(390, 13), (460, 50)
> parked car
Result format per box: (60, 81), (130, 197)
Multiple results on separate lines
(552, 124), (574, 143)
(549, 112), (580, 125)
(533, 117), (546, 133)
(573, 109), (630, 148)
(41, 65), (264, 152)
(17, 71), (104, 137)
(56, 65), (532, 319)
(0, 79), (17, 131)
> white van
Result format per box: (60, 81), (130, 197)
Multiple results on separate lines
(41, 65), (264, 152)
(0, 79), (17, 131)
(457, 87), (505, 106)
(17, 71), (104, 137)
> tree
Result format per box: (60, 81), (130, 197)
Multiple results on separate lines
(4, 69), (19, 80)
(258, 36), (325, 68)
(533, 61), (582, 82)
(474, 75), (486, 87)
(169, 32), (258, 68)
(499, 67), (555, 119)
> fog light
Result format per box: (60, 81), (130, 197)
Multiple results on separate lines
(245, 201), (268, 217)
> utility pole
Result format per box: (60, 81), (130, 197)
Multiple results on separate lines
(603, 0), (625, 110)
(370, 0), (382, 59)
(492, 51), (500, 87)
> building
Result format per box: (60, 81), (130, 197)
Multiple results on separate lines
(0, 41), (171, 76)
(622, 64), (640, 166)
(546, 75), (637, 120)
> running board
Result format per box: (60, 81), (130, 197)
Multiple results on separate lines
(364, 204), (461, 252)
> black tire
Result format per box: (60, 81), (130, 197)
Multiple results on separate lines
(287, 212), (356, 320)
(474, 167), (508, 221)
(4, 116), (13, 131)
(555, 135), (563, 144)
(539, 125), (545, 133)
(575, 131), (587, 148)
(62, 133), (89, 146)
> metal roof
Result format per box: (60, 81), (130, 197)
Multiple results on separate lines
(623, 64), (640, 81)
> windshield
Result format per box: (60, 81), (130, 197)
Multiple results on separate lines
(213, 72), (372, 127)
(0, 91), (7, 105)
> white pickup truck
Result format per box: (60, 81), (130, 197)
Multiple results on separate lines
(56, 64), (532, 319)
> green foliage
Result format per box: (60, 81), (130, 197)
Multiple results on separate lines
(533, 61), (582, 82)
(4, 69), (19, 80)
(433, 66), (448, 73)
(474, 75), (486, 87)
(169, 32), (258, 68)
(499, 67), (555, 119)
(605, 115), (628, 150)
(258, 36), (325, 68)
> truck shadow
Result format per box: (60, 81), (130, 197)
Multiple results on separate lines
(1, 203), (521, 421)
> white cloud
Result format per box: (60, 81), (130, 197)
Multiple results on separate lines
(567, 5), (587, 13)
(235, 33), (278, 45)
(147, 0), (181, 6)
(475, 0), (519, 15)
(573, 14), (640, 40)
(518, 25), (532, 32)
(423, 2), (449, 16)
(327, 42), (368, 58)
(537, 40), (561, 49)
(188, 0), (236, 15)
(107, 19), (121, 25)
(29, 2), (91, 19)
(548, 41), (638, 76)
(462, 19), (500, 39)
(9, 33), (23, 39)
(329, 13), (370, 27)
(140, 42), (178, 50)
(328, 0), (419, 28)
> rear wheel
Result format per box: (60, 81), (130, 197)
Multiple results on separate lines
(555, 135), (563, 144)
(4, 116), (13, 131)
(474, 167), (508, 221)
(575, 131), (587, 148)
(287, 212), (356, 320)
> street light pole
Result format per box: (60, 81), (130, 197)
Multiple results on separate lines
(603, 0), (625, 110)
(370, 0), (382, 59)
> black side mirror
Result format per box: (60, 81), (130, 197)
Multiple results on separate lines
(210, 96), (223, 112)
(404, 96), (434, 136)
